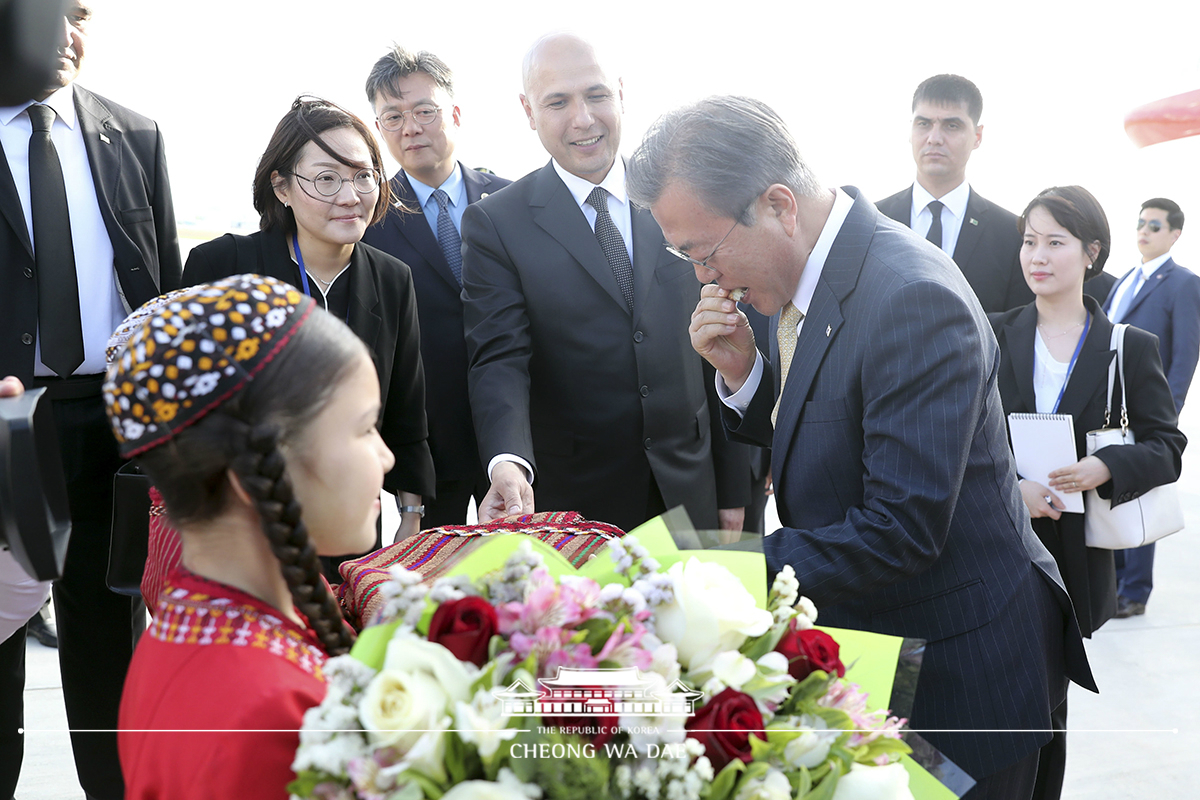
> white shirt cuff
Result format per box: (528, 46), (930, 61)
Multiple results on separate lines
(487, 454), (534, 484)
(716, 350), (765, 418)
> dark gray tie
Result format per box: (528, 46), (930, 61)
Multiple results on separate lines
(28, 104), (84, 377)
(432, 189), (463, 285)
(925, 200), (944, 251)
(586, 186), (635, 312)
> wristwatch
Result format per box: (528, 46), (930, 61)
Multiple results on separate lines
(400, 504), (426, 518)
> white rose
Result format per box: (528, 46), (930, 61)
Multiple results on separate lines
(655, 558), (773, 672)
(733, 768), (792, 800)
(442, 768), (542, 800)
(455, 690), (519, 759)
(383, 634), (478, 704)
(831, 762), (914, 800)
(709, 651), (757, 689)
(358, 669), (450, 754)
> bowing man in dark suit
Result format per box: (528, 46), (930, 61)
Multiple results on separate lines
(1102, 197), (1200, 617)
(876, 74), (1033, 314)
(461, 33), (749, 532)
(629, 96), (1095, 799)
(0, 3), (182, 796)
(361, 47), (512, 527)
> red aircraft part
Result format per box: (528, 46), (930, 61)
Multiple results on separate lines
(1125, 89), (1200, 148)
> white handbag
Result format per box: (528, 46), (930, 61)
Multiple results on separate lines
(1083, 323), (1185, 549)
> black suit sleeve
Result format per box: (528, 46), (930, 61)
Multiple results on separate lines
(702, 360), (753, 509)
(1092, 328), (1186, 505)
(150, 123), (183, 292)
(461, 203), (536, 472)
(182, 235), (236, 287)
(380, 261), (435, 498)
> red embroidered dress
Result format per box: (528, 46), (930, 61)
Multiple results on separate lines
(119, 568), (328, 799)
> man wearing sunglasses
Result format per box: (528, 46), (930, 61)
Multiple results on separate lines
(1103, 197), (1200, 618)
(362, 46), (511, 527)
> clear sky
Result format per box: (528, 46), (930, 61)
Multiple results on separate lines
(78, 0), (1200, 273)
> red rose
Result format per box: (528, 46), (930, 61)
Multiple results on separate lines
(685, 688), (765, 771)
(774, 624), (845, 681)
(427, 596), (498, 667)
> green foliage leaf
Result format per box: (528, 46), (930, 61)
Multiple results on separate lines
(706, 759), (747, 800)
(800, 767), (839, 800)
(286, 770), (343, 797)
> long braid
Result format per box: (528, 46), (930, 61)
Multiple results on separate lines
(232, 423), (355, 656)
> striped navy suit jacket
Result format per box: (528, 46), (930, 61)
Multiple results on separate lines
(725, 188), (1094, 781)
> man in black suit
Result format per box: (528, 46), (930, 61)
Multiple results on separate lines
(361, 46), (511, 528)
(460, 33), (748, 532)
(0, 3), (181, 797)
(630, 95), (1093, 799)
(877, 74), (1033, 313)
(1104, 197), (1200, 618)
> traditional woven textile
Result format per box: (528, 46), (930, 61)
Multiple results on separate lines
(336, 511), (626, 629)
(141, 486), (181, 614)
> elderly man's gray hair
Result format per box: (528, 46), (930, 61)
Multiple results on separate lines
(627, 95), (822, 224)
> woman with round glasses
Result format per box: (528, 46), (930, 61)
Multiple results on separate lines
(184, 97), (433, 551)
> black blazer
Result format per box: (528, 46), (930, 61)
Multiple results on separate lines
(362, 165), (511, 483)
(0, 87), (182, 381)
(183, 229), (435, 498)
(991, 297), (1186, 635)
(877, 185), (1032, 313)
(725, 188), (1094, 779)
(461, 161), (750, 532)
(1103, 258), (1200, 413)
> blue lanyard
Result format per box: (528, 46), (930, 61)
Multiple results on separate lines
(1052, 312), (1091, 413)
(292, 233), (350, 323)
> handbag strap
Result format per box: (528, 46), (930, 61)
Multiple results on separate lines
(1104, 323), (1130, 432)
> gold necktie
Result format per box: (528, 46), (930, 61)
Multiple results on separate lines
(772, 302), (804, 426)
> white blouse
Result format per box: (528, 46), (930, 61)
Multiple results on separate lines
(1033, 330), (1073, 413)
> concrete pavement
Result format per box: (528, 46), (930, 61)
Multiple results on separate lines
(13, 406), (1200, 798)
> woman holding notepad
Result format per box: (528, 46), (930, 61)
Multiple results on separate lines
(990, 185), (1185, 799)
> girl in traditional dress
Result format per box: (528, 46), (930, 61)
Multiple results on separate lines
(107, 274), (394, 799)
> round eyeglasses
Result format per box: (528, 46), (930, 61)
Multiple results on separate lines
(376, 105), (441, 132)
(289, 169), (379, 197)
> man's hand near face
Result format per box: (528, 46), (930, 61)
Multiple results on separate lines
(689, 284), (758, 393)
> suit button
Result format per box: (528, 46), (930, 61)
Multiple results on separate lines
(644, 438), (652, 449)
(21, 333), (33, 345)
(640, 385), (650, 397)
(23, 268), (33, 278)
(633, 331), (644, 343)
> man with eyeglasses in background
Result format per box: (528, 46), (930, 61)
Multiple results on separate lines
(458, 33), (749, 533)
(362, 46), (511, 527)
(1102, 197), (1200, 618)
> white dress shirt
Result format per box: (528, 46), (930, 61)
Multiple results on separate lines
(1106, 252), (1173, 322)
(911, 180), (971, 257)
(720, 187), (855, 413)
(0, 84), (123, 376)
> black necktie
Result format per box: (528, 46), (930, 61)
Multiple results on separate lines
(925, 200), (944, 251)
(586, 186), (635, 312)
(28, 104), (84, 377)
(432, 189), (463, 285)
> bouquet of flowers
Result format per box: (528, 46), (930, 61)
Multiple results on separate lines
(290, 532), (916, 800)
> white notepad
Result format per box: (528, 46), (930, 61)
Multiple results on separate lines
(1007, 413), (1085, 513)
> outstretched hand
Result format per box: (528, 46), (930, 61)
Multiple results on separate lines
(0, 376), (24, 398)
(689, 285), (757, 392)
(478, 460), (535, 523)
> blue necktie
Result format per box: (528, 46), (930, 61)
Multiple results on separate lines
(432, 189), (463, 285)
(1109, 269), (1146, 323)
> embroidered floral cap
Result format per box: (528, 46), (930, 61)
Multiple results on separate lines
(103, 274), (315, 458)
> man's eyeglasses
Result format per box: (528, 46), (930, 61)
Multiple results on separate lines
(664, 217), (740, 271)
(1137, 219), (1166, 233)
(289, 169), (379, 198)
(376, 105), (441, 131)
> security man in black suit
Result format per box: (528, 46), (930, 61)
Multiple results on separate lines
(361, 46), (512, 527)
(876, 74), (1034, 314)
(0, 3), (181, 796)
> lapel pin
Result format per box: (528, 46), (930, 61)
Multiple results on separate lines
(480, 192), (489, 199)
(99, 133), (111, 144)
(969, 218), (978, 226)
(826, 325), (832, 337)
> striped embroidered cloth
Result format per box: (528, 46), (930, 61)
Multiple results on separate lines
(336, 511), (625, 629)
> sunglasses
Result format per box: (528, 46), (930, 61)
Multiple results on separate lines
(1137, 219), (1166, 233)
